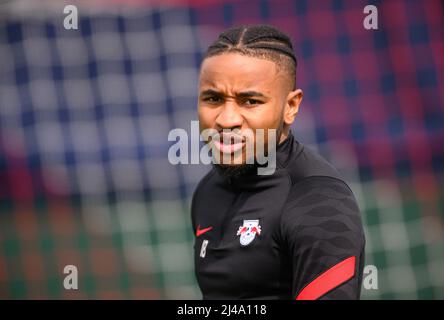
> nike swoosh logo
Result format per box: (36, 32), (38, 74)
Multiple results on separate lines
(196, 225), (213, 237)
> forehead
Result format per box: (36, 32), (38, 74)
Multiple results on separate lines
(199, 53), (282, 91)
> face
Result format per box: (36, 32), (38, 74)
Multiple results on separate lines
(198, 52), (303, 166)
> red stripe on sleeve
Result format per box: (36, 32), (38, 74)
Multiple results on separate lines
(296, 256), (356, 300)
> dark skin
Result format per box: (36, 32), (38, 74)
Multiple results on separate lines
(198, 52), (303, 166)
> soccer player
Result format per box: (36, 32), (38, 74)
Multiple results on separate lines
(191, 25), (365, 300)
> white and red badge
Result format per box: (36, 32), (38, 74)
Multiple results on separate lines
(236, 219), (261, 246)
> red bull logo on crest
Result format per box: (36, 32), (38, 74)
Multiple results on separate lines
(236, 220), (261, 246)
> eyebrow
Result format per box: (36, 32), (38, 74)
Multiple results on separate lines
(200, 89), (223, 97)
(237, 91), (267, 99)
(200, 89), (267, 98)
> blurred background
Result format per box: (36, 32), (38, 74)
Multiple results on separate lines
(0, 0), (443, 299)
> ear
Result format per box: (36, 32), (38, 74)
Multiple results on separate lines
(283, 88), (303, 125)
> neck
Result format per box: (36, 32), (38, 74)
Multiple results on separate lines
(278, 124), (292, 144)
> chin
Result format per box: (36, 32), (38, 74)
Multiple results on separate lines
(214, 152), (246, 166)
(219, 159), (245, 166)
(214, 162), (256, 179)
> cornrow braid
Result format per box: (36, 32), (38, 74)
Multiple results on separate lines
(204, 25), (297, 89)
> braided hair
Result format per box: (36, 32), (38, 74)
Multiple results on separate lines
(204, 25), (297, 89)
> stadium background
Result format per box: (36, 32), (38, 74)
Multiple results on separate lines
(0, 0), (443, 299)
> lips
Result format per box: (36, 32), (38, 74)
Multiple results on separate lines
(213, 132), (245, 154)
(214, 140), (245, 153)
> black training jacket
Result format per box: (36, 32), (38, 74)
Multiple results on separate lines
(191, 131), (365, 300)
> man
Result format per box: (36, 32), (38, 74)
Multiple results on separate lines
(191, 24), (365, 300)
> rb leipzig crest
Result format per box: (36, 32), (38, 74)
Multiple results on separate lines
(236, 219), (261, 246)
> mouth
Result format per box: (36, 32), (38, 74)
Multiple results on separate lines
(212, 133), (245, 154)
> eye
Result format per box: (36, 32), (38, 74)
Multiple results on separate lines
(203, 96), (223, 104)
(244, 99), (262, 106)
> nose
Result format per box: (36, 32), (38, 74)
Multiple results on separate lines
(215, 102), (243, 130)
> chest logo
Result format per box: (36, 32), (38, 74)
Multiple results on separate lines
(196, 225), (213, 237)
(236, 219), (261, 246)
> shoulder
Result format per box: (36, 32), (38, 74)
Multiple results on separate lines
(191, 168), (218, 212)
(283, 142), (344, 184)
(285, 175), (357, 208)
(192, 168), (217, 200)
(280, 140), (359, 216)
(190, 168), (217, 233)
(193, 168), (217, 194)
(280, 176), (364, 243)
